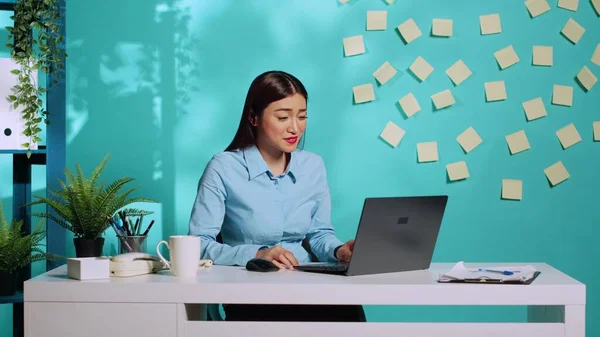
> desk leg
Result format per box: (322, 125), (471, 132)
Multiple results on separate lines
(527, 305), (585, 337)
(13, 303), (23, 337)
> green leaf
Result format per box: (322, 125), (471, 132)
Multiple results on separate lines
(10, 69), (20, 75)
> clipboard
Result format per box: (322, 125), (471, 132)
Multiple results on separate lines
(437, 271), (541, 285)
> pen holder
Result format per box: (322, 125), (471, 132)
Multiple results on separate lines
(117, 235), (148, 254)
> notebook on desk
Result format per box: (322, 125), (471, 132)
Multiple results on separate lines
(438, 261), (541, 284)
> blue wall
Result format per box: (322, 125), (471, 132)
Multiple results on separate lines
(1, 0), (599, 335)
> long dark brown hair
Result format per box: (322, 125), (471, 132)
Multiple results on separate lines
(225, 70), (308, 152)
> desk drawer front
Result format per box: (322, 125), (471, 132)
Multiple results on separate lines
(26, 302), (177, 337)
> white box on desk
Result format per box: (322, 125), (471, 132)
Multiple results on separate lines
(0, 57), (38, 150)
(67, 257), (110, 280)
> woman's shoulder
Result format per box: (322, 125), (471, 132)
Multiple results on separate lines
(293, 149), (326, 171)
(205, 150), (245, 171)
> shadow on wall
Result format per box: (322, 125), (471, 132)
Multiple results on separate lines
(66, 0), (198, 244)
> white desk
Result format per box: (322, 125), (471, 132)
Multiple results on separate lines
(24, 262), (585, 337)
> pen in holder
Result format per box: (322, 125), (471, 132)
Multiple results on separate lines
(118, 235), (148, 254)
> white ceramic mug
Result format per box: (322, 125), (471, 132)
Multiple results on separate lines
(156, 235), (201, 278)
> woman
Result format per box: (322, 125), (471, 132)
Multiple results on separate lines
(188, 70), (365, 322)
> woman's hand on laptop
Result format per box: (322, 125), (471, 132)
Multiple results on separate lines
(335, 239), (355, 263)
(256, 245), (299, 269)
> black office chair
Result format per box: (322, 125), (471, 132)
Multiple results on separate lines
(207, 233), (318, 321)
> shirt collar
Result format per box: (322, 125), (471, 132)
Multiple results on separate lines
(243, 145), (298, 183)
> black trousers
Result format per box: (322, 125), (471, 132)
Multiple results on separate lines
(223, 304), (366, 322)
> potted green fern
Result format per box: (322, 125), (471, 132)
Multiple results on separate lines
(0, 201), (59, 296)
(25, 154), (156, 258)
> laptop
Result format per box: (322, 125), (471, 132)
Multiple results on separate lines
(295, 195), (448, 276)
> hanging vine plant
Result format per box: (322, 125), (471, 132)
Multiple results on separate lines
(5, 0), (67, 157)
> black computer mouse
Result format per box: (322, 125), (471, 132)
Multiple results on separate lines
(246, 258), (280, 272)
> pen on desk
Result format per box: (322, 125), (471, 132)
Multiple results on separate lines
(477, 268), (516, 276)
(141, 220), (155, 236)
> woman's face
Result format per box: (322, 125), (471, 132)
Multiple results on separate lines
(254, 93), (307, 153)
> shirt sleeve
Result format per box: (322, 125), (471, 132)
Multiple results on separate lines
(305, 157), (344, 262)
(188, 156), (266, 266)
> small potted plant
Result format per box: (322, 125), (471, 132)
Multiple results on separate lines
(0, 201), (59, 296)
(25, 154), (156, 257)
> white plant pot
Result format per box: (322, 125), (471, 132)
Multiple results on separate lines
(0, 57), (39, 150)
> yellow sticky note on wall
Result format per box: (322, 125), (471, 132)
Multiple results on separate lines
(533, 46), (553, 66)
(431, 89), (455, 110)
(494, 45), (520, 70)
(397, 18), (422, 44)
(367, 11), (387, 31)
(594, 121), (600, 141)
(561, 18), (585, 44)
(485, 81), (507, 101)
(409, 56), (434, 81)
(457, 126), (483, 153)
(417, 142), (439, 162)
(506, 130), (531, 154)
(525, 0), (551, 17)
(446, 59), (472, 86)
(502, 179), (523, 200)
(373, 61), (397, 85)
(343, 35), (365, 57)
(380, 121), (405, 148)
(432, 19), (453, 37)
(552, 85), (573, 106)
(480, 14), (502, 35)
(593, 44), (600, 66)
(446, 161), (470, 181)
(556, 123), (582, 149)
(544, 161), (570, 186)
(353, 84), (375, 103)
(557, 0), (579, 11)
(522, 97), (547, 121)
(593, 0), (600, 15)
(398, 93), (421, 118)
(576, 66), (597, 91)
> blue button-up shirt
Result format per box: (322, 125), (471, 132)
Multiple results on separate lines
(188, 144), (344, 266)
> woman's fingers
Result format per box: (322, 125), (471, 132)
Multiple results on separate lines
(277, 254), (294, 269)
(271, 260), (286, 269)
(285, 251), (299, 266)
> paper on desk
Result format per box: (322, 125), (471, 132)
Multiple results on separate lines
(440, 261), (537, 282)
